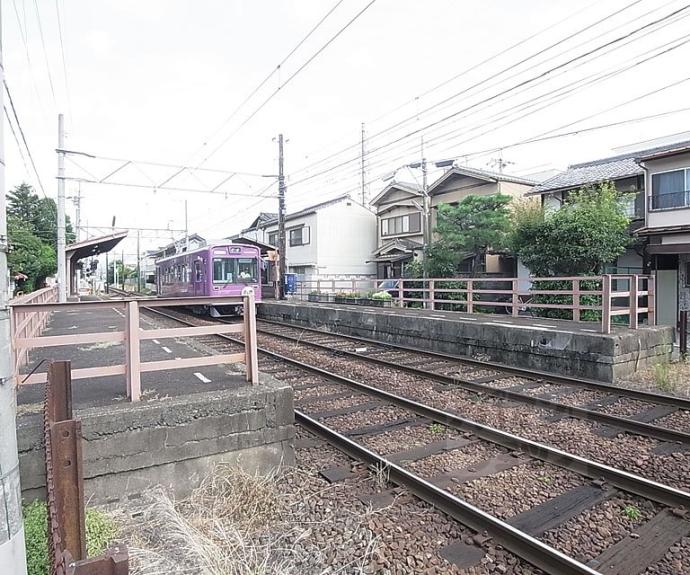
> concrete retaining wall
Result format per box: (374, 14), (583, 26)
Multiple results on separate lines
(258, 302), (673, 382)
(18, 378), (294, 504)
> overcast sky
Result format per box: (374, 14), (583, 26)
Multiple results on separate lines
(4, 0), (690, 262)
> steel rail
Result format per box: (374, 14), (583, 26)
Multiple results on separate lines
(141, 306), (690, 509)
(298, 410), (602, 575)
(256, 318), (690, 410)
(254, 323), (690, 445)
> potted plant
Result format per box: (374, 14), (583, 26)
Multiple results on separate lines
(307, 290), (320, 302)
(348, 291), (362, 305)
(334, 291), (349, 304)
(370, 290), (393, 307)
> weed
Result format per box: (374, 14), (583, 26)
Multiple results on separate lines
(23, 501), (118, 575)
(623, 505), (641, 521)
(372, 462), (390, 490)
(653, 361), (676, 392)
(429, 423), (445, 434)
(537, 475), (552, 484)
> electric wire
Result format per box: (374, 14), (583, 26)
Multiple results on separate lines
(32, 0), (57, 106)
(196, 0), (380, 168)
(54, 0), (73, 122)
(3, 80), (48, 197)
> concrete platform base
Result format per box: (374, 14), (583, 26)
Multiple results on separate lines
(258, 301), (674, 383)
(18, 377), (294, 504)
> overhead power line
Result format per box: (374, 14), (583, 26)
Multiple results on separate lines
(289, 0), (683, 180)
(189, 0), (346, 161)
(3, 80), (48, 197)
(54, 0), (73, 121)
(287, 4), (690, 190)
(196, 0), (379, 168)
(32, 0), (57, 106)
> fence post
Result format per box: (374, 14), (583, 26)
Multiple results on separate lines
(125, 301), (141, 402)
(243, 290), (259, 384)
(572, 279), (581, 322)
(511, 279), (519, 317)
(467, 279), (474, 314)
(428, 279), (435, 310)
(46, 361), (86, 562)
(648, 275), (656, 326)
(601, 274), (612, 334)
(630, 274), (639, 329)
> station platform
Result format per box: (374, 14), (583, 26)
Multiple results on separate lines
(17, 296), (248, 413)
(258, 300), (674, 382)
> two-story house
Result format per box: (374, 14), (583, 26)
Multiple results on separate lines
(234, 194), (377, 280)
(368, 182), (424, 278)
(636, 140), (690, 327)
(428, 165), (536, 274)
(527, 153), (646, 274)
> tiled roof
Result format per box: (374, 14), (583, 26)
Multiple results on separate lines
(529, 157), (642, 194)
(530, 138), (690, 195)
(429, 166), (537, 194)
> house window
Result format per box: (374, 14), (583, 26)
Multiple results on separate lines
(651, 168), (690, 210)
(289, 226), (310, 246)
(381, 213), (421, 236)
(268, 231), (278, 246)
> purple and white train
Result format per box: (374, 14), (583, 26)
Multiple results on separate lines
(155, 243), (262, 316)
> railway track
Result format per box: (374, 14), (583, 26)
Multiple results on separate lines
(134, 303), (690, 575)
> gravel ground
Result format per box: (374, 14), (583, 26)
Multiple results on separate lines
(552, 389), (608, 407)
(596, 398), (654, 417)
(300, 394), (371, 413)
(643, 536), (690, 575)
(324, 404), (413, 433)
(252, 333), (690, 490)
(541, 495), (658, 564)
(406, 443), (505, 478)
(450, 461), (586, 520)
(361, 424), (463, 454)
(652, 409), (690, 433)
(294, 383), (349, 402)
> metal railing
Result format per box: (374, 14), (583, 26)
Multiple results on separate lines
(294, 275), (655, 334)
(649, 189), (690, 210)
(11, 292), (259, 400)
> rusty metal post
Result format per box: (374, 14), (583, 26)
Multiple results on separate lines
(680, 310), (688, 358)
(648, 274), (656, 326)
(124, 301), (141, 402)
(45, 361), (86, 564)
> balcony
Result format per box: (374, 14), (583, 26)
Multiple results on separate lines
(649, 190), (690, 211)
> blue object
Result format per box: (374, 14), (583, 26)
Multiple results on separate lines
(284, 273), (297, 294)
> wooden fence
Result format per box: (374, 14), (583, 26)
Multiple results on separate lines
(11, 292), (259, 400)
(294, 275), (655, 334)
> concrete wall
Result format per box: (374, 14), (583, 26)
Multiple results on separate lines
(258, 301), (673, 383)
(18, 379), (295, 504)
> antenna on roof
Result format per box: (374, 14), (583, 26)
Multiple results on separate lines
(487, 150), (514, 173)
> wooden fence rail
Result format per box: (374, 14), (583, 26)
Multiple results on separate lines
(11, 291), (259, 400)
(294, 274), (655, 334)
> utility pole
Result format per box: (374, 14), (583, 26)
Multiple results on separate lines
(75, 183), (81, 241)
(0, 4), (29, 572)
(184, 200), (189, 252)
(421, 138), (431, 282)
(277, 134), (287, 300)
(136, 230), (141, 292)
(360, 122), (367, 205)
(57, 114), (66, 302)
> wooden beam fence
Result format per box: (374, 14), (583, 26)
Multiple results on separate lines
(11, 291), (260, 400)
(294, 275), (656, 333)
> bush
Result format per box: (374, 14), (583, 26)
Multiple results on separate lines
(370, 291), (392, 300)
(23, 501), (118, 575)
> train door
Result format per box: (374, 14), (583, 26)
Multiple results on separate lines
(193, 259), (204, 296)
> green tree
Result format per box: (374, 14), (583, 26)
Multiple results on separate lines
(7, 216), (56, 292)
(511, 182), (631, 276)
(432, 193), (512, 275)
(7, 183), (75, 248)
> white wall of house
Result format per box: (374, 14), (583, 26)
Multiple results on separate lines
(316, 201), (376, 277)
(645, 154), (690, 228)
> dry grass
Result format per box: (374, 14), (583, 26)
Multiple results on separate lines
(621, 357), (690, 398)
(124, 463), (383, 575)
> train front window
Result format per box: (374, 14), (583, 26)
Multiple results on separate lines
(236, 258), (258, 283)
(213, 258), (234, 283)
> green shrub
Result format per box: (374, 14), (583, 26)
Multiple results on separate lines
(371, 291), (392, 300)
(23, 501), (118, 575)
